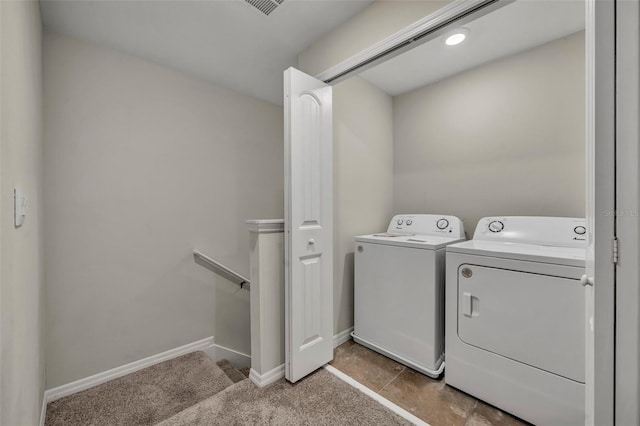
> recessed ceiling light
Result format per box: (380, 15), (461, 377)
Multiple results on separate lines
(444, 28), (469, 46)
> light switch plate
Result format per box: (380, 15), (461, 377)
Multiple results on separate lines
(14, 188), (27, 227)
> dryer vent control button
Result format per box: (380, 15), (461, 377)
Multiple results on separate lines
(488, 220), (504, 233)
(436, 219), (449, 230)
(574, 226), (586, 235)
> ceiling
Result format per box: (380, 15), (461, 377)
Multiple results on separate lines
(40, 0), (373, 105)
(360, 0), (585, 96)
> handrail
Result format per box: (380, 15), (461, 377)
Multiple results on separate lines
(193, 250), (250, 290)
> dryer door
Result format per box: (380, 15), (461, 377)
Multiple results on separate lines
(457, 264), (584, 383)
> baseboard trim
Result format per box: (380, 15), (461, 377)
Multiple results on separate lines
(333, 327), (354, 348)
(40, 326), (354, 417)
(324, 365), (430, 426)
(44, 336), (214, 403)
(203, 343), (251, 369)
(249, 364), (285, 388)
(39, 391), (48, 426)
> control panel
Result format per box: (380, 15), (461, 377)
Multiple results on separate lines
(387, 214), (465, 238)
(473, 216), (587, 248)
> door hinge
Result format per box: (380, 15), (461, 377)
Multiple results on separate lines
(613, 237), (619, 264)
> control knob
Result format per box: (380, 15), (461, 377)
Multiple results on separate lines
(436, 218), (449, 230)
(488, 220), (504, 233)
(574, 226), (586, 235)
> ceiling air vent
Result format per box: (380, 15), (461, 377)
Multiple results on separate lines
(245, 0), (284, 16)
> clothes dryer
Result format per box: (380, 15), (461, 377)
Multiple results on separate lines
(445, 216), (586, 425)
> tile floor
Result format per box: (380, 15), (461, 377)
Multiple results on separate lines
(330, 340), (530, 426)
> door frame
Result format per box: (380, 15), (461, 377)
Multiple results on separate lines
(614, 0), (640, 424)
(585, 0), (615, 424)
(312, 0), (621, 423)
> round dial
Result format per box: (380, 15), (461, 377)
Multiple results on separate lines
(436, 218), (449, 230)
(488, 220), (504, 233)
(397, 219), (404, 225)
(574, 226), (586, 235)
(406, 219), (413, 225)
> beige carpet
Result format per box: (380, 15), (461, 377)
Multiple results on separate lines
(46, 351), (412, 426)
(45, 351), (233, 426)
(157, 368), (413, 426)
(216, 359), (247, 383)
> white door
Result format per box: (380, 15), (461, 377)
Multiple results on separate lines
(284, 67), (333, 383)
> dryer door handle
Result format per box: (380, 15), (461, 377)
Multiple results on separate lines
(463, 292), (473, 317)
(462, 292), (479, 317)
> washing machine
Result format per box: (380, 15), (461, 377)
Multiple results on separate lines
(353, 214), (465, 377)
(445, 216), (587, 426)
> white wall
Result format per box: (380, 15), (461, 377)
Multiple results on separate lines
(299, 0), (451, 76)
(331, 77), (394, 334)
(0, 1), (46, 424)
(43, 32), (284, 387)
(393, 32), (586, 234)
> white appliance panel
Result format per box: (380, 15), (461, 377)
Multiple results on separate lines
(386, 214), (465, 238)
(457, 264), (585, 383)
(473, 216), (586, 248)
(354, 241), (444, 371)
(447, 240), (585, 267)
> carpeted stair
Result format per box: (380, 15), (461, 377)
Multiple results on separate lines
(157, 368), (410, 426)
(46, 351), (410, 426)
(44, 351), (240, 426)
(215, 359), (248, 383)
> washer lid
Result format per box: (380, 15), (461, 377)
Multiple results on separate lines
(447, 240), (586, 267)
(355, 233), (465, 250)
